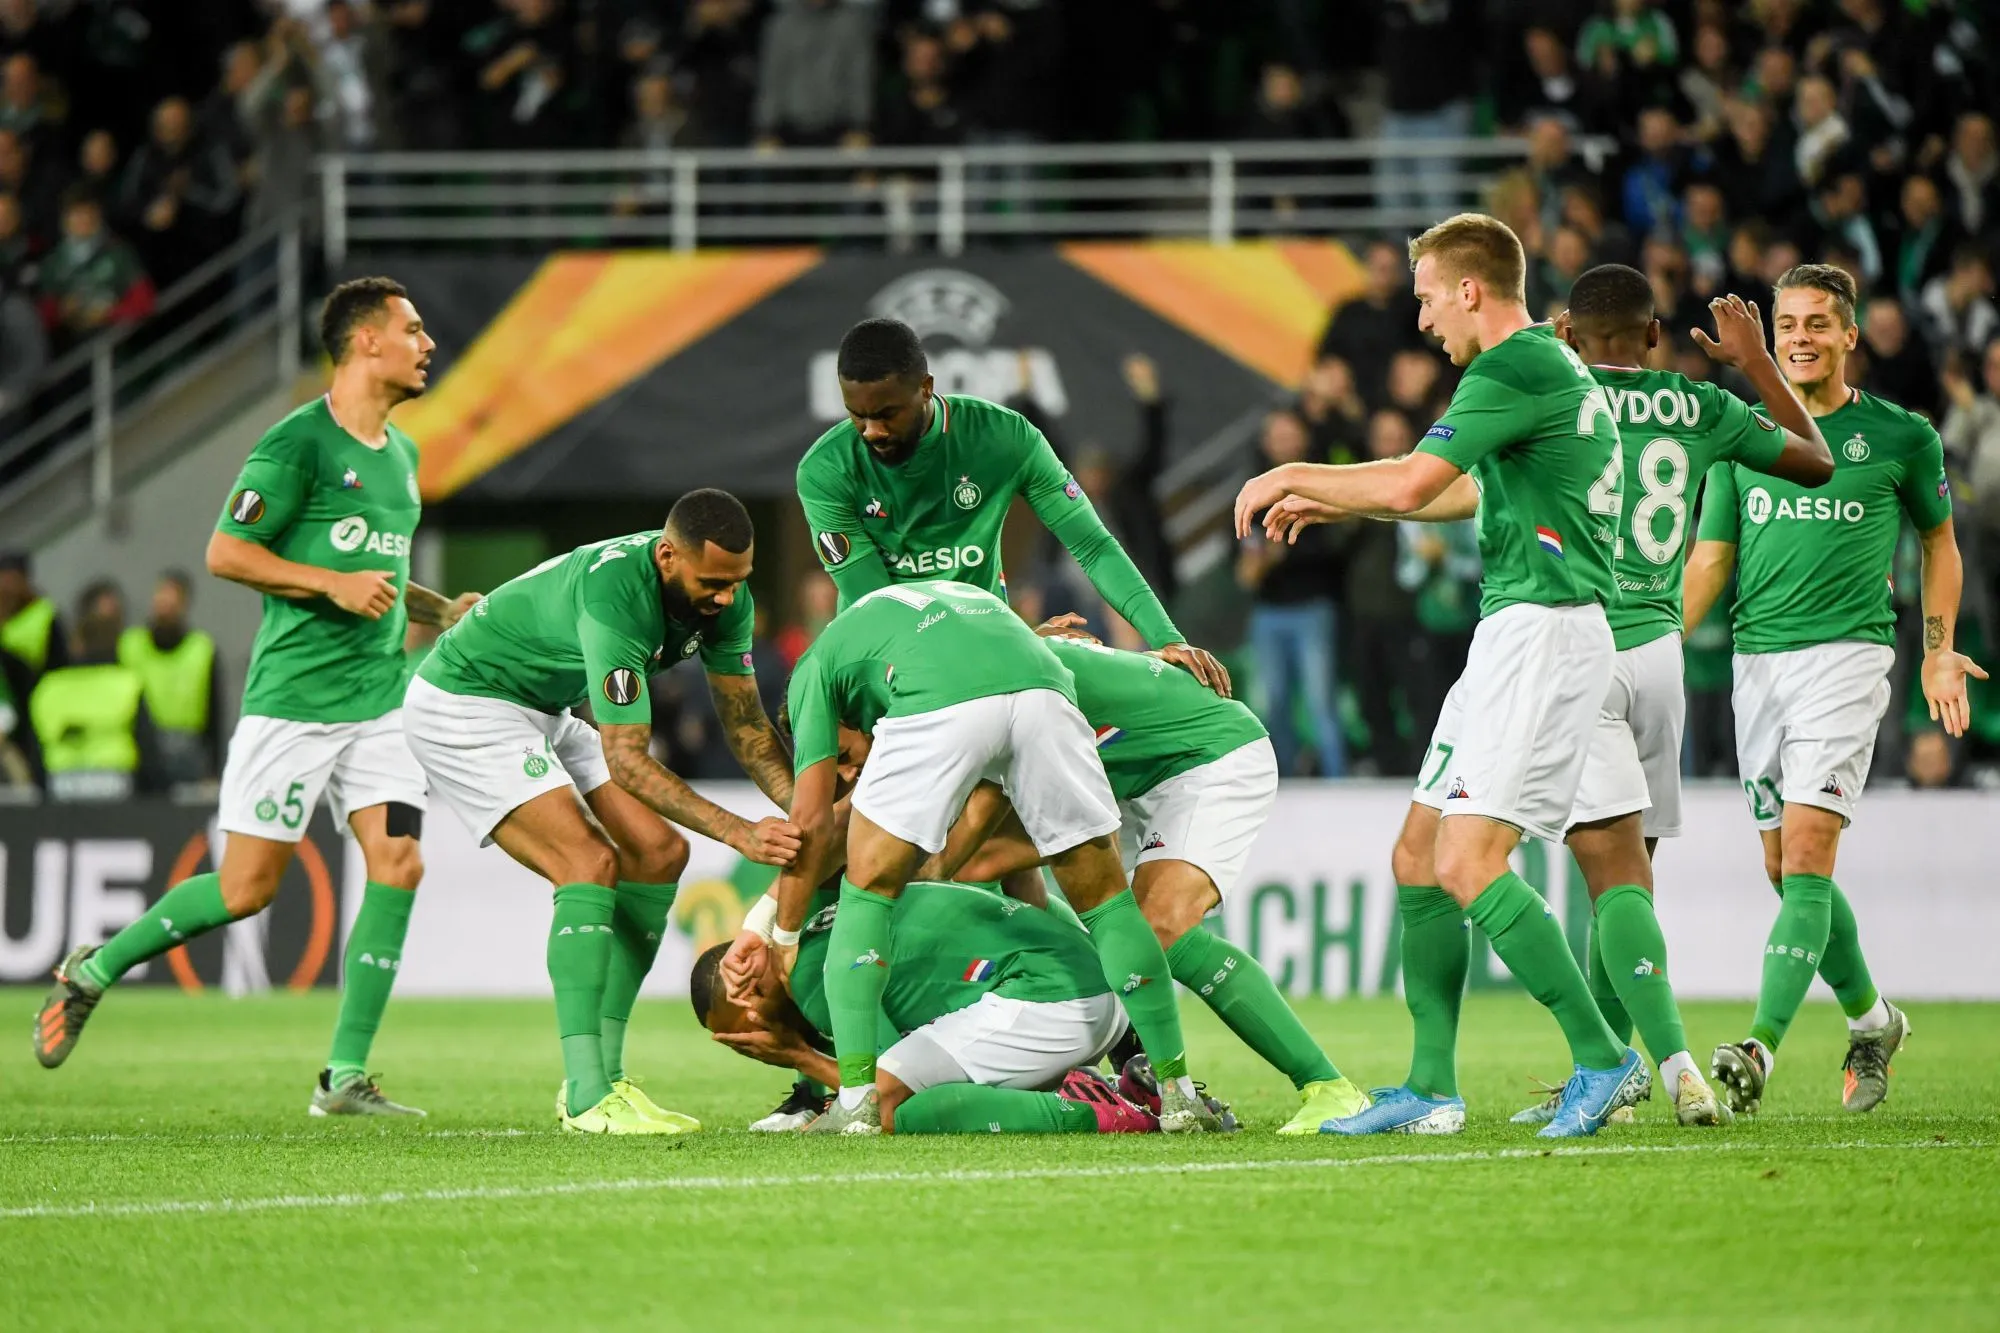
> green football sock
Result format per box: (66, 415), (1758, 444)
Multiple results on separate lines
(1465, 872), (1625, 1070)
(1593, 884), (1687, 1062)
(824, 881), (896, 1088)
(893, 1083), (1097, 1135)
(548, 883), (616, 1115)
(1748, 873), (1834, 1050)
(1167, 926), (1338, 1089)
(1078, 890), (1189, 1081)
(1040, 880), (1088, 935)
(1397, 884), (1468, 1098)
(1817, 881), (1880, 1019)
(324, 882), (416, 1086)
(600, 881), (678, 1082)
(79, 871), (239, 990)
(1584, 911), (1634, 1045)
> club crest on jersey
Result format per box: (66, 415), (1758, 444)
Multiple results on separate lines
(254, 793), (279, 821)
(1445, 776), (1469, 800)
(679, 636), (701, 659)
(340, 467), (362, 489)
(864, 498), (888, 519)
(1535, 526), (1564, 559)
(523, 749), (549, 779)
(229, 489), (265, 524)
(602, 667), (641, 706)
(962, 959), (997, 983)
(1842, 434), (1870, 462)
(952, 475), (982, 510)
(816, 531), (851, 567)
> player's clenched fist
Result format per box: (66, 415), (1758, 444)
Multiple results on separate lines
(736, 816), (804, 866)
(326, 569), (399, 619)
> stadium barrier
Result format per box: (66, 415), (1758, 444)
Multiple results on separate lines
(4, 784), (1995, 1000)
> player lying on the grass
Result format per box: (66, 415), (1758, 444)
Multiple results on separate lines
(772, 577), (1224, 1134)
(37, 277), (480, 1118)
(399, 489), (803, 1135)
(698, 878), (1170, 1135)
(1272, 270), (1838, 1129)
(1235, 213), (1646, 1139)
(1684, 262), (1986, 1116)
(798, 315), (1230, 696)
(915, 631), (1369, 1134)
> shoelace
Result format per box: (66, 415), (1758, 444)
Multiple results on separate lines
(1842, 1040), (1890, 1080)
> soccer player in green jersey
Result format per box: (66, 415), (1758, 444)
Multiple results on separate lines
(697, 881), (1159, 1135)
(918, 635), (1370, 1133)
(798, 317), (1230, 695)
(35, 278), (478, 1116)
(1684, 263), (1988, 1116)
(774, 577), (1221, 1133)
(1236, 213), (1644, 1138)
(403, 489), (800, 1134)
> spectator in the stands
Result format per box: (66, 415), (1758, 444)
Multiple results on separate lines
(1107, 352), (1176, 602)
(1559, 181), (1633, 266)
(30, 605), (161, 802)
(1522, 117), (1591, 240)
(754, 0), (876, 149)
(1237, 408), (1348, 778)
(621, 69), (686, 156)
(1793, 74), (1851, 192)
(1681, 179), (1729, 296)
(1861, 296), (1937, 419)
(1920, 245), (1999, 364)
(1678, 21), (1734, 143)
(1748, 45), (1797, 111)
(1942, 112), (1996, 238)
(318, 0), (394, 152)
(1316, 237), (1423, 408)
(1239, 61), (1338, 144)
(248, 81), (321, 231)
(1296, 355), (1365, 464)
(1385, 347), (1449, 425)
(1505, 26), (1606, 135)
(949, 0), (1063, 150)
(0, 51), (45, 142)
(1343, 407), (1421, 776)
(775, 570), (837, 669)
(75, 130), (120, 201)
(118, 97), (242, 289)
(0, 549), (65, 681)
(466, 0), (580, 150)
(118, 569), (223, 785)
(0, 127), (59, 250)
(1622, 105), (1684, 235)
(0, 190), (28, 281)
(1940, 336), (2000, 558)
(1807, 171), (1882, 287)
(877, 32), (961, 148)
(1890, 173), (1961, 308)
(1376, 0), (1474, 219)
(1711, 96), (1798, 226)
(1906, 728), (1954, 789)
(0, 261), (45, 421)
(36, 188), (155, 346)
(676, 0), (762, 148)
(202, 38), (288, 179)
(1532, 222), (1592, 317)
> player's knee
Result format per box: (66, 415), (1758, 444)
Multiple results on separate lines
(1389, 833), (1434, 889)
(621, 822), (689, 886)
(218, 867), (282, 916)
(559, 841), (620, 889)
(1761, 846), (1784, 890)
(365, 838), (424, 891)
(1432, 841), (1493, 903)
(1132, 873), (1213, 950)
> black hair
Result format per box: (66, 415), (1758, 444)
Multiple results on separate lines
(319, 275), (409, 363)
(1567, 263), (1656, 329)
(159, 568), (193, 597)
(689, 941), (729, 1025)
(665, 487), (754, 555)
(836, 317), (927, 384)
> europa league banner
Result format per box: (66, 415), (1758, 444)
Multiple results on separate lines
(346, 242), (1366, 502)
(0, 802), (346, 990)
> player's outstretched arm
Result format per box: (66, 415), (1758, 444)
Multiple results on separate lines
(205, 530), (398, 619)
(1024, 444), (1182, 648)
(1235, 452), (1464, 538)
(707, 673), (796, 810)
(599, 722), (802, 865)
(1693, 293), (1835, 486)
(1916, 517), (1989, 737)
(1681, 539), (1736, 632)
(404, 582), (481, 629)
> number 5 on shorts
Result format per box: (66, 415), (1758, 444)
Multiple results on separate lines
(1422, 743), (1454, 791)
(282, 780), (306, 830)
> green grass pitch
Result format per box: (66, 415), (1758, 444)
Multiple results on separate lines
(4, 990), (1997, 1330)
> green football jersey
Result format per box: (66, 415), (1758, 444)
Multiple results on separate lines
(1416, 323), (1621, 617)
(215, 397), (422, 723)
(784, 579), (1075, 773)
(1045, 638), (1267, 802)
(420, 530), (754, 724)
(796, 394), (1181, 645)
(1591, 367), (1787, 651)
(1696, 388), (1953, 654)
(791, 881), (1110, 1040)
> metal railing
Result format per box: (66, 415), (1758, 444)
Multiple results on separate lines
(324, 135), (1610, 260)
(0, 215), (303, 529)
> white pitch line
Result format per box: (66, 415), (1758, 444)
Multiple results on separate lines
(0, 1138), (1982, 1222)
(0, 1128), (535, 1146)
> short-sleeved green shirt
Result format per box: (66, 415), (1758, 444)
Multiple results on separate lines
(1696, 389), (1953, 653)
(784, 579), (1075, 773)
(1416, 323), (1621, 617)
(1045, 638), (1267, 801)
(419, 530), (754, 723)
(1591, 367), (1787, 651)
(796, 394), (1181, 645)
(791, 880), (1110, 1039)
(215, 397), (423, 723)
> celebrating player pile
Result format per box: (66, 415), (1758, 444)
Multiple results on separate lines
(1237, 214), (1646, 1138)
(37, 278), (475, 1116)
(403, 489), (799, 1134)
(1685, 264), (1985, 1116)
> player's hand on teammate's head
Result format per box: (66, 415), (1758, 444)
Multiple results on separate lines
(1034, 613), (1100, 644)
(721, 931), (773, 1006)
(1922, 649), (1989, 737)
(735, 816), (803, 866)
(1159, 642), (1232, 699)
(326, 569), (399, 619)
(1691, 294), (1767, 369)
(441, 591), (483, 628)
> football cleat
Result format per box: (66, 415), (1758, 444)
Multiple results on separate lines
(613, 1078), (700, 1133)
(34, 945), (104, 1069)
(1841, 1002), (1908, 1113)
(1322, 1084), (1465, 1136)
(1712, 1040), (1768, 1117)
(751, 1080), (832, 1132)
(560, 1089), (673, 1135)
(1670, 1068), (1732, 1126)
(1118, 1055), (1235, 1133)
(312, 1070), (426, 1117)
(1538, 1047), (1648, 1139)
(1511, 1059), (1651, 1125)
(1059, 1067), (1158, 1133)
(804, 1087), (883, 1135)
(1276, 1078), (1372, 1135)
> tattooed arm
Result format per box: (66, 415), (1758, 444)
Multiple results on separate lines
(404, 582), (481, 628)
(599, 722), (802, 864)
(707, 672), (795, 809)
